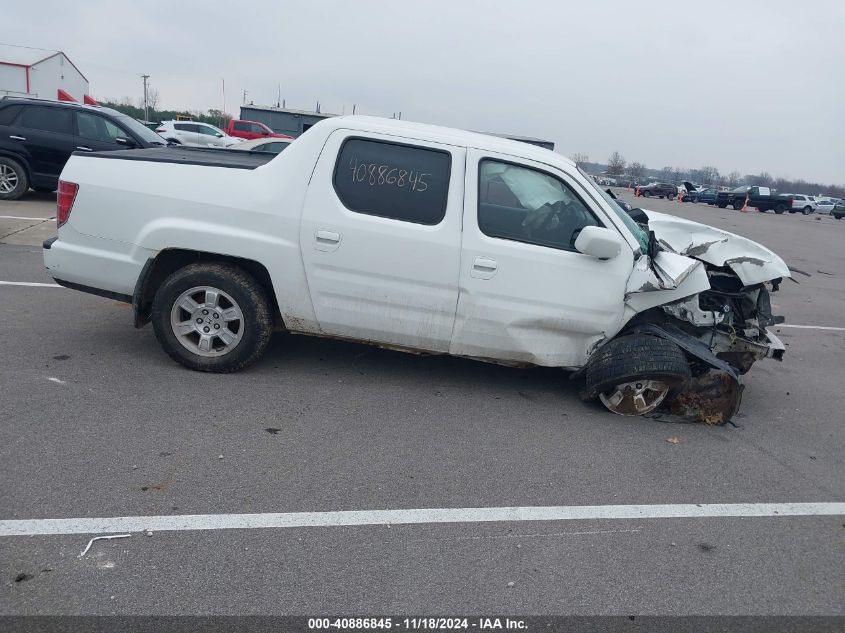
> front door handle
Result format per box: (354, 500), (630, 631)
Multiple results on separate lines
(76, 146), (93, 152)
(471, 256), (498, 279)
(314, 229), (341, 252)
(9, 135), (26, 141)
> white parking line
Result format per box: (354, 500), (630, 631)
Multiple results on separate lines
(778, 324), (845, 332)
(0, 281), (62, 287)
(0, 215), (54, 221)
(1, 503), (842, 537)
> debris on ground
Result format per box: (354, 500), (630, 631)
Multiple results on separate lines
(668, 370), (743, 425)
(14, 573), (34, 583)
(78, 534), (131, 558)
(666, 436), (682, 445)
(265, 428), (281, 435)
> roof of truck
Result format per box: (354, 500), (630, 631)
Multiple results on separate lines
(324, 116), (571, 167)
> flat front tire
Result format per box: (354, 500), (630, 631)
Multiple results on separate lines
(585, 334), (691, 417)
(151, 262), (272, 372)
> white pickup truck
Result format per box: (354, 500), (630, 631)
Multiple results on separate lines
(43, 116), (790, 422)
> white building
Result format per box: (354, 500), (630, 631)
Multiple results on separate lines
(0, 44), (90, 102)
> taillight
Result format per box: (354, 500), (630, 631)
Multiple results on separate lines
(57, 180), (78, 228)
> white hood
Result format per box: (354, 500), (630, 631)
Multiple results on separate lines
(643, 210), (791, 285)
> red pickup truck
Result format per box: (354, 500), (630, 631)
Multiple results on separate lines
(226, 119), (292, 140)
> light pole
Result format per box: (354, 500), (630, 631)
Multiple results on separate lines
(141, 74), (150, 122)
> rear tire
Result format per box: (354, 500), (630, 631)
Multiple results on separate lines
(0, 157), (28, 201)
(151, 262), (273, 373)
(585, 334), (691, 417)
(802, 206), (812, 215)
(642, 191), (651, 198)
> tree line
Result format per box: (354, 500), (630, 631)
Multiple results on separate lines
(99, 96), (232, 129)
(570, 152), (844, 198)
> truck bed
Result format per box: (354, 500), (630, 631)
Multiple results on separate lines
(78, 146), (276, 170)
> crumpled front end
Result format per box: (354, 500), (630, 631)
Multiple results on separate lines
(617, 210), (790, 423)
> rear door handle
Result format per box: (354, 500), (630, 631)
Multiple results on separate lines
(314, 229), (341, 252)
(76, 146), (93, 152)
(471, 256), (498, 279)
(9, 135), (26, 141)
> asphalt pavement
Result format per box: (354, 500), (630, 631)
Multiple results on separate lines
(1, 193), (843, 616)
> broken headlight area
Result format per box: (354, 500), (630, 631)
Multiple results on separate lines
(662, 265), (786, 375)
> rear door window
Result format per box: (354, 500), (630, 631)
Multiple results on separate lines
(233, 121), (250, 131)
(333, 138), (452, 225)
(76, 112), (130, 143)
(19, 106), (73, 134)
(0, 104), (23, 126)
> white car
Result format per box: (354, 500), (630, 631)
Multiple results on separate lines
(813, 197), (835, 215)
(787, 194), (817, 215)
(227, 137), (292, 154)
(43, 116), (790, 423)
(155, 120), (242, 148)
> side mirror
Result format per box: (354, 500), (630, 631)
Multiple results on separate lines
(115, 137), (137, 148)
(215, 132), (224, 138)
(574, 226), (624, 260)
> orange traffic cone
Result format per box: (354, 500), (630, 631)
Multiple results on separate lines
(635, 185), (640, 197)
(740, 193), (749, 213)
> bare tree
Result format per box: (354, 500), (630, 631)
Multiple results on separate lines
(699, 165), (720, 185)
(146, 88), (160, 112)
(628, 161), (647, 181)
(659, 165), (673, 182)
(671, 167), (684, 183)
(755, 171), (773, 187)
(570, 153), (590, 168)
(606, 151), (626, 177)
(725, 171), (742, 187)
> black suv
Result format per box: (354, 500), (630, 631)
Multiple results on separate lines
(833, 199), (845, 220)
(638, 182), (678, 199)
(0, 97), (166, 200)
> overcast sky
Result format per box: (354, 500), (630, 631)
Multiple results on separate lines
(4, 0), (843, 184)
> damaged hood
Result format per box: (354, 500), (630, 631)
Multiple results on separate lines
(643, 210), (791, 285)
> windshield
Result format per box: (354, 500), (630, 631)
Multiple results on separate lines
(578, 166), (649, 252)
(116, 115), (166, 145)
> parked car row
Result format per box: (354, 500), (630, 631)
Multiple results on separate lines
(0, 97), (297, 200)
(0, 97), (167, 200)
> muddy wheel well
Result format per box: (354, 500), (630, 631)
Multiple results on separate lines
(134, 249), (282, 328)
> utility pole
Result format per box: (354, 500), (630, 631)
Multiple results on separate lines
(221, 78), (226, 128)
(242, 89), (248, 105)
(141, 74), (150, 122)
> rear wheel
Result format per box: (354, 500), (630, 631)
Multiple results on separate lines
(585, 334), (691, 417)
(802, 206), (812, 215)
(731, 200), (744, 210)
(0, 157), (28, 201)
(642, 190), (651, 198)
(151, 262), (273, 372)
